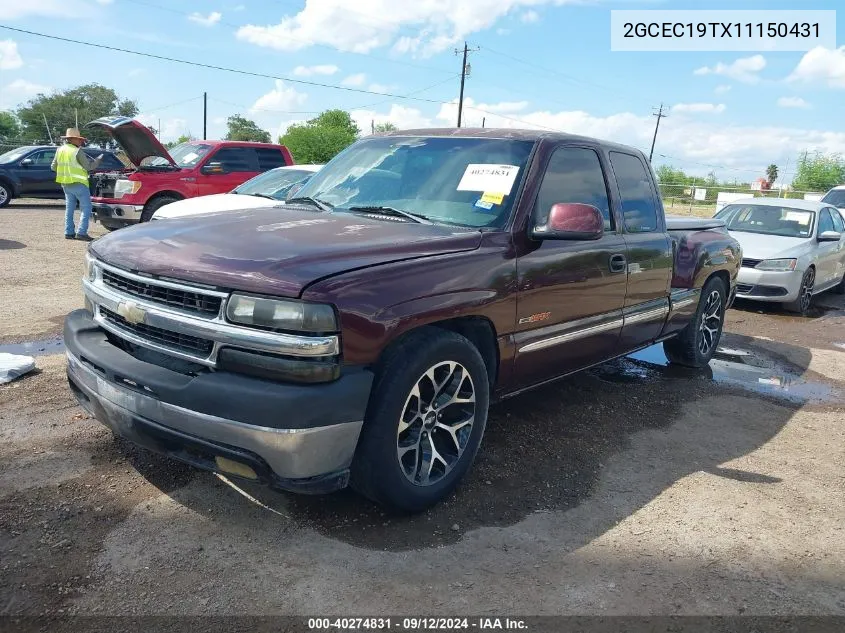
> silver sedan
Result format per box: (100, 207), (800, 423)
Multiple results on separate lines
(714, 197), (845, 313)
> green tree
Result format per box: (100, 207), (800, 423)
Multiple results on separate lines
(765, 164), (779, 187)
(164, 134), (195, 150)
(655, 164), (690, 185)
(279, 109), (360, 163)
(791, 151), (845, 192)
(0, 111), (21, 143)
(16, 84), (138, 147)
(373, 121), (397, 133)
(224, 114), (271, 143)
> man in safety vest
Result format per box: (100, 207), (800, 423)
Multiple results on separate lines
(50, 127), (103, 241)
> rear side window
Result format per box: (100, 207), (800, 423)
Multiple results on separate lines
(29, 150), (56, 166)
(830, 207), (845, 233)
(609, 152), (660, 233)
(88, 152), (124, 170)
(212, 147), (257, 172)
(535, 146), (613, 231)
(256, 147), (286, 170)
(818, 208), (835, 234)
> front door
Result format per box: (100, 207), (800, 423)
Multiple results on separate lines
(827, 207), (845, 285)
(195, 147), (260, 197)
(513, 145), (628, 389)
(607, 151), (673, 351)
(19, 149), (59, 196)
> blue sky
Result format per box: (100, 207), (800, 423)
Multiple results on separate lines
(0, 0), (844, 183)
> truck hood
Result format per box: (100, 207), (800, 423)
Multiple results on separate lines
(86, 116), (175, 167)
(152, 193), (284, 220)
(729, 231), (812, 259)
(90, 207), (483, 297)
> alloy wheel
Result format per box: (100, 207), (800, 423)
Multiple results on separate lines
(396, 361), (476, 486)
(0, 186), (8, 206)
(697, 289), (723, 356)
(799, 268), (815, 313)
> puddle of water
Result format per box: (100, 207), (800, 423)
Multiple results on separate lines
(835, 343), (845, 351)
(595, 343), (838, 403)
(0, 336), (65, 357)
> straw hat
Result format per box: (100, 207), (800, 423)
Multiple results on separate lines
(61, 127), (87, 142)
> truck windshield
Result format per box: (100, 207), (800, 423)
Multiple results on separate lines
(716, 203), (815, 238)
(292, 136), (535, 228)
(821, 189), (845, 208)
(233, 168), (316, 200)
(147, 143), (212, 168)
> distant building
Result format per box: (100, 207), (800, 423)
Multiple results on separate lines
(751, 177), (770, 191)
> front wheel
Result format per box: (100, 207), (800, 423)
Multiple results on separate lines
(351, 328), (489, 513)
(663, 276), (727, 368)
(140, 195), (179, 222)
(784, 267), (815, 314)
(0, 182), (12, 208)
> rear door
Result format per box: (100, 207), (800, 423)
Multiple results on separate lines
(816, 207), (842, 286)
(195, 147), (259, 196)
(607, 151), (673, 351)
(18, 148), (58, 195)
(512, 143), (628, 388)
(828, 208), (845, 284)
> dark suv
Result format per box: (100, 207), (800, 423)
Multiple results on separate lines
(0, 145), (126, 208)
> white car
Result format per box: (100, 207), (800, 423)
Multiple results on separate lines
(821, 185), (845, 223)
(152, 164), (323, 220)
(714, 197), (845, 313)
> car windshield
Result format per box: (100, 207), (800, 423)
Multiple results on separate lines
(716, 203), (815, 238)
(292, 136), (535, 228)
(0, 147), (36, 163)
(233, 168), (317, 200)
(821, 189), (845, 208)
(147, 143), (212, 168)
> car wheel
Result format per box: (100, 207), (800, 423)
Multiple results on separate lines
(140, 195), (179, 222)
(0, 182), (12, 208)
(351, 327), (489, 513)
(784, 267), (815, 315)
(663, 276), (727, 369)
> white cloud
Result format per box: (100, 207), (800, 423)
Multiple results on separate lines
(521, 10), (539, 23)
(250, 80), (308, 112)
(671, 103), (726, 114)
(787, 46), (845, 88)
(368, 83), (392, 94)
(0, 0), (86, 19)
(188, 11), (222, 27)
(777, 96), (811, 109)
(136, 114), (190, 142)
(694, 55), (766, 84)
(236, 0), (581, 56)
(351, 104), (435, 135)
(0, 39), (23, 70)
(0, 78), (51, 109)
(714, 84), (731, 94)
(341, 73), (367, 87)
(293, 64), (339, 77)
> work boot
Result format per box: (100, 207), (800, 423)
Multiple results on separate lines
(75, 234), (94, 242)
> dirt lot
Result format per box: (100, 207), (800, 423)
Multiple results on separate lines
(1, 203), (844, 623)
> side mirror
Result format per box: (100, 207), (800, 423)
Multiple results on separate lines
(818, 230), (842, 242)
(19, 158), (33, 167)
(201, 162), (226, 175)
(531, 203), (604, 241)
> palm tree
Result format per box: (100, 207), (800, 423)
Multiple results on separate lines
(766, 164), (779, 187)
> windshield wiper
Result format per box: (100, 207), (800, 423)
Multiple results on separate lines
(286, 196), (333, 212)
(348, 205), (432, 225)
(247, 193), (276, 200)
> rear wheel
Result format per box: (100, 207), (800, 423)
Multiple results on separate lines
(0, 182), (12, 208)
(351, 328), (489, 513)
(140, 195), (179, 222)
(785, 267), (815, 314)
(663, 276), (726, 368)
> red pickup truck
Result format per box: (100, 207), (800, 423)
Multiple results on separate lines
(65, 128), (741, 512)
(86, 116), (293, 230)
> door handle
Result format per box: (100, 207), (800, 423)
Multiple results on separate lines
(609, 253), (627, 273)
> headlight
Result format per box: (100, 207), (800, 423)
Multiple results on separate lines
(84, 251), (96, 281)
(226, 294), (337, 332)
(113, 180), (142, 198)
(755, 258), (797, 271)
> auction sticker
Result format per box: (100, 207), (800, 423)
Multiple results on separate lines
(457, 164), (519, 194)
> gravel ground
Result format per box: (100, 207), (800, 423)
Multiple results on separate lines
(1, 203), (844, 623)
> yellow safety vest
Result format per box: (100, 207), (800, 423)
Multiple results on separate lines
(55, 144), (89, 186)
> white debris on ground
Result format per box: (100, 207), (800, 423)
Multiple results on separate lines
(0, 353), (36, 384)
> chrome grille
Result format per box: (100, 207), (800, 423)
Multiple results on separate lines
(99, 306), (214, 356)
(741, 258), (762, 269)
(101, 268), (222, 316)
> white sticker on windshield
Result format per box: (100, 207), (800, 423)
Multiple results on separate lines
(457, 164), (520, 194)
(181, 152), (199, 163)
(784, 211), (810, 224)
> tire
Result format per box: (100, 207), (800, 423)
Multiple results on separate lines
(784, 267), (815, 315)
(0, 181), (12, 208)
(833, 270), (845, 295)
(351, 327), (490, 513)
(140, 195), (179, 222)
(663, 276), (727, 368)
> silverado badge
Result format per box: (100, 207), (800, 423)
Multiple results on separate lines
(116, 300), (146, 325)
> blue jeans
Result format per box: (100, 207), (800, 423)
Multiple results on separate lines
(62, 183), (92, 237)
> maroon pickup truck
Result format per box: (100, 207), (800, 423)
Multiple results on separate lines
(64, 129), (741, 512)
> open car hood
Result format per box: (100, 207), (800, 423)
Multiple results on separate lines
(86, 116), (176, 167)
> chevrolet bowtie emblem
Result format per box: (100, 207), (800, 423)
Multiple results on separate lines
(116, 300), (146, 325)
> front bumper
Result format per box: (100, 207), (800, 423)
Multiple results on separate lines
(735, 267), (803, 303)
(64, 309), (373, 493)
(92, 202), (144, 227)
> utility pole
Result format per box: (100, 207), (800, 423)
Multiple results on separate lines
(648, 103), (667, 162)
(482, 117), (485, 128)
(202, 92), (207, 140)
(371, 119), (375, 135)
(158, 118), (161, 141)
(42, 113), (53, 144)
(454, 42), (478, 127)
